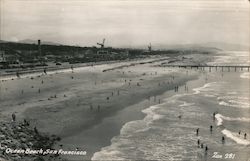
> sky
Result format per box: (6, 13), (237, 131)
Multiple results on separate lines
(0, 0), (249, 48)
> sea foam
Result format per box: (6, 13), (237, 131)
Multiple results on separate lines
(222, 129), (250, 146)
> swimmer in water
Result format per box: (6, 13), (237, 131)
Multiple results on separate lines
(210, 125), (213, 133)
(213, 112), (216, 121)
(205, 146), (208, 154)
(196, 128), (199, 136)
(222, 136), (225, 144)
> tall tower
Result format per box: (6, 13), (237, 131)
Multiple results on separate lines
(148, 43), (152, 52)
(38, 39), (42, 56)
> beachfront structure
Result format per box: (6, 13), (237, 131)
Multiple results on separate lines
(148, 43), (152, 52)
(38, 39), (42, 56)
(97, 38), (105, 49)
(97, 38), (109, 55)
(0, 50), (6, 62)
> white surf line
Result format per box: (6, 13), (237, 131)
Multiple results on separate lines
(240, 72), (250, 79)
(215, 113), (250, 126)
(215, 114), (224, 126)
(192, 82), (217, 94)
(215, 113), (250, 145)
(222, 129), (250, 146)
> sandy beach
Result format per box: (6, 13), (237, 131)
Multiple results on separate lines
(0, 55), (200, 160)
(1, 51), (249, 161)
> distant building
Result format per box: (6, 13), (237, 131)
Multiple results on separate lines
(0, 50), (6, 62)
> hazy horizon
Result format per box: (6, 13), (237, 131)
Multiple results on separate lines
(0, 0), (249, 48)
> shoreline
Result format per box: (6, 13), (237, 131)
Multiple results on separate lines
(89, 71), (208, 161)
(56, 69), (200, 160)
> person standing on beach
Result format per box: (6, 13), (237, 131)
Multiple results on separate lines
(222, 136), (225, 144)
(12, 113), (16, 122)
(213, 112), (216, 121)
(16, 72), (20, 78)
(196, 128), (199, 136)
(239, 130), (241, 135)
(205, 146), (208, 154)
(34, 127), (39, 134)
(44, 69), (47, 75)
(210, 125), (213, 133)
(197, 139), (200, 147)
(244, 133), (247, 139)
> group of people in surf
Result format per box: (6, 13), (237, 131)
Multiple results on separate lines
(194, 112), (248, 155)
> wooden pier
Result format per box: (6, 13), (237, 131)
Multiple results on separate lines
(163, 65), (250, 72)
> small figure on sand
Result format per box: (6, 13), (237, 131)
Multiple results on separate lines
(174, 86), (179, 92)
(210, 125), (213, 133)
(213, 112), (216, 121)
(197, 139), (200, 147)
(12, 113), (16, 122)
(222, 136), (225, 144)
(239, 130), (241, 135)
(106, 97), (109, 101)
(38, 88), (40, 93)
(205, 146), (208, 154)
(196, 128), (199, 136)
(44, 68), (47, 75)
(244, 133), (247, 139)
(23, 119), (29, 126)
(178, 115), (182, 119)
(16, 72), (20, 78)
(34, 127), (39, 134)
(41, 80), (44, 84)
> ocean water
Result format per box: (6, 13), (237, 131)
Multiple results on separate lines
(92, 51), (250, 161)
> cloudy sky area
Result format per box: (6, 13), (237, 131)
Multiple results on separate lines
(0, 0), (249, 48)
